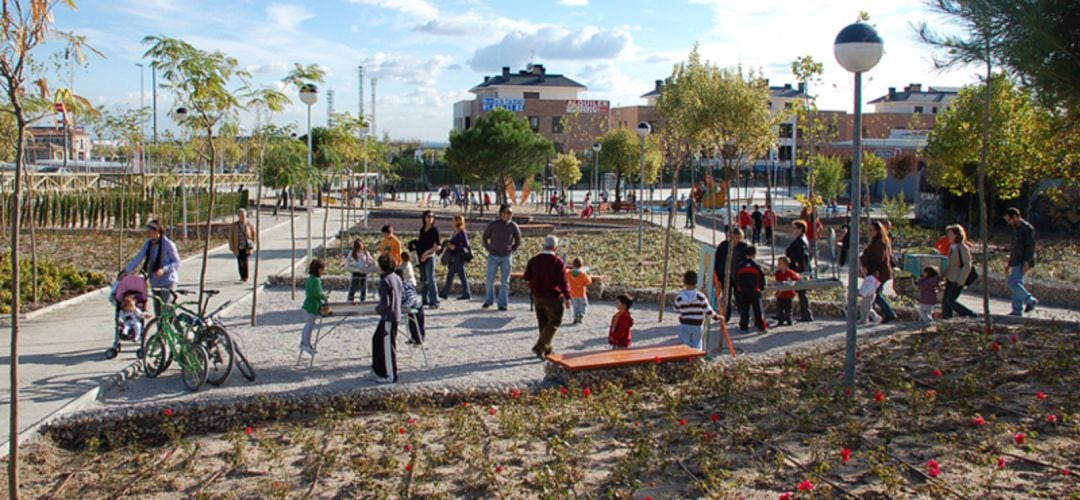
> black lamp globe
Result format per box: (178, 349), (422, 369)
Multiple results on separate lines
(834, 22), (884, 73)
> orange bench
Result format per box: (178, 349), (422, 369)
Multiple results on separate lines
(546, 344), (706, 372)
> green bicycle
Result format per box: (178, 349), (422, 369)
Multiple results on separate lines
(141, 289), (210, 392)
(170, 289), (256, 385)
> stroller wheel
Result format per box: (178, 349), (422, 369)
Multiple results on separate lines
(104, 347), (118, 359)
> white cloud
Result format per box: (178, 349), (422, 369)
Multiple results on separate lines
(265, 3), (315, 31)
(364, 53), (454, 85)
(558, 0), (589, 6)
(469, 26), (633, 71)
(347, 0), (438, 19)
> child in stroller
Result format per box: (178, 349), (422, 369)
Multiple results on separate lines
(105, 273), (152, 359)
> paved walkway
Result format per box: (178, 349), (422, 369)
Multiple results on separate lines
(0, 208), (346, 449)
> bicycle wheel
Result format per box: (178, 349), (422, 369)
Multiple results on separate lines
(200, 325), (234, 387)
(141, 326), (170, 378)
(179, 343), (210, 392)
(232, 338), (257, 382)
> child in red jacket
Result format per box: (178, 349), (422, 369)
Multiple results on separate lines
(608, 294), (634, 349)
(773, 256), (801, 326)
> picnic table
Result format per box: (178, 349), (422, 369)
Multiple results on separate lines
(296, 301), (378, 367)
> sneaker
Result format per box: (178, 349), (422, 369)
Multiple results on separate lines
(300, 344), (317, 355)
(438, 293), (449, 300)
(351, 300), (360, 305)
(457, 295), (471, 300)
(481, 303), (492, 309)
(498, 307), (508, 311)
(374, 375), (395, 384)
(1025, 300), (1038, 313)
(1008, 312), (1023, 317)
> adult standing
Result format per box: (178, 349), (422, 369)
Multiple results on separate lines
(684, 194), (695, 229)
(942, 224), (978, 318)
(482, 204), (522, 311)
(837, 219), (851, 267)
(763, 204), (776, 244)
(714, 228), (749, 323)
(860, 221), (897, 323)
(228, 208), (256, 283)
(785, 220), (814, 322)
(372, 254), (403, 384)
(440, 215), (472, 300)
(124, 220), (181, 318)
(751, 204), (763, 245)
(1004, 207), (1038, 315)
(524, 235), (572, 359)
(738, 205), (752, 232)
(416, 210), (441, 309)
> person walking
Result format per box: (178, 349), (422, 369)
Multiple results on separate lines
(482, 204), (522, 311)
(440, 215), (472, 300)
(684, 195), (695, 229)
(941, 224), (978, 319)
(751, 205), (763, 245)
(524, 235), (572, 359)
(228, 208), (256, 283)
(763, 204), (776, 244)
(860, 220), (897, 323)
(416, 210), (441, 309)
(372, 254), (403, 384)
(785, 220), (814, 322)
(738, 205), (752, 232)
(1004, 207), (1038, 316)
(714, 228), (749, 323)
(124, 220), (181, 318)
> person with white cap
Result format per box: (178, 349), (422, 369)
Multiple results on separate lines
(523, 234), (572, 360)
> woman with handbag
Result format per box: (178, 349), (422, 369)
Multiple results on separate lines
(942, 224), (978, 318)
(440, 214), (472, 300)
(228, 208), (256, 282)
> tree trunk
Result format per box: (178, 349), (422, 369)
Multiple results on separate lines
(8, 111), (27, 500)
(322, 175), (331, 260)
(979, 53), (992, 330)
(251, 148), (265, 326)
(198, 127), (217, 311)
(614, 173), (623, 212)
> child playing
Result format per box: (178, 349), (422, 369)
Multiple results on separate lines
(734, 245), (767, 333)
(380, 224), (403, 267)
(300, 258), (329, 355)
(398, 250), (417, 286)
(673, 270), (721, 350)
(345, 239), (375, 304)
(397, 268), (426, 346)
(917, 267), (942, 322)
(566, 258), (593, 324)
(608, 294), (634, 349)
(118, 292), (148, 342)
(374, 253), (404, 384)
(773, 256), (801, 326)
(859, 272), (882, 325)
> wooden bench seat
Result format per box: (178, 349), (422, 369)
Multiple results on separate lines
(546, 344), (706, 372)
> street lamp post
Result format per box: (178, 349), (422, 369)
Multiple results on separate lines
(360, 124), (370, 228)
(636, 122), (651, 251)
(592, 142), (601, 218)
(174, 107), (189, 240)
(834, 21), (884, 390)
(299, 83), (319, 264)
(136, 62), (145, 171)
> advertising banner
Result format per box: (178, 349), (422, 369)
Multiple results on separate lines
(566, 99), (610, 114)
(482, 98), (525, 112)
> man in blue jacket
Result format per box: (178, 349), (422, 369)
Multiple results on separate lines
(1004, 207), (1038, 316)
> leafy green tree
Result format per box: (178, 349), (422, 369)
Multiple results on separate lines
(551, 151), (582, 199)
(144, 35), (251, 306)
(925, 75), (1048, 199)
(445, 108), (554, 204)
(596, 127), (662, 209)
(263, 136), (307, 299)
(808, 155), (846, 204)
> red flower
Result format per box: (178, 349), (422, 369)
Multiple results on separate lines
(398, 427), (406, 435)
(875, 391), (885, 403)
(583, 387), (591, 397)
(932, 369), (943, 378)
(1047, 414), (1057, 424)
(405, 443), (413, 453)
(679, 419), (688, 426)
(164, 408), (174, 417)
(511, 388), (521, 398)
(1014, 432), (1026, 445)
(844, 387), (853, 397)
(245, 426), (253, 437)
(560, 387), (568, 395)
(970, 415), (986, 426)
(779, 494), (793, 500)
(925, 389), (937, 399)
(626, 389), (635, 397)
(797, 479), (814, 492)
(405, 464), (412, 472)
(1036, 391), (1047, 400)
(654, 356), (662, 364)
(841, 448), (852, 464)
(1010, 334), (1019, 344)
(927, 459), (941, 478)
(462, 402), (470, 408)
(495, 465), (504, 473)
(856, 350), (862, 359)
(997, 457), (1007, 469)
(645, 497), (654, 500)
(406, 417), (419, 425)
(711, 413), (720, 423)
(488, 407), (498, 416)
(989, 342), (1002, 351)
(1063, 468), (1071, 476)
(928, 467), (941, 478)
(798, 360), (808, 371)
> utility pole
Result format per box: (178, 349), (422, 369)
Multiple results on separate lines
(152, 64), (158, 145)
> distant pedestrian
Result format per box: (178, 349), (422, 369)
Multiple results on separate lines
(440, 215), (472, 300)
(942, 224), (977, 319)
(228, 208), (256, 283)
(837, 219), (851, 267)
(684, 195), (695, 229)
(738, 205), (752, 231)
(608, 294), (634, 349)
(1004, 207), (1038, 316)
(524, 235), (572, 359)
(763, 204), (776, 244)
(373, 254), (403, 384)
(714, 228), (749, 323)
(735, 245), (767, 333)
(785, 220), (814, 322)
(673, 270), (720, 350)
(751, 204), (763, 244)
(345, 239), (375, 304)
(416, 210), (441, 308)
(482, 204), (522, 311)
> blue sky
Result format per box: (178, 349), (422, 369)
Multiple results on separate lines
(48, 0), (976, 142)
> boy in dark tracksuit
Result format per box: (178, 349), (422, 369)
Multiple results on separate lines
(735, 245), (767, 333)
(373, 254), (403, 383)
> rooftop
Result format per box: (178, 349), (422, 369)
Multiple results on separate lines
(641, 80), (810, 99)
(869, 83), (959, 104)
(471, 64), (586, 92)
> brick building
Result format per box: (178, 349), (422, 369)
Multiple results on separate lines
(26, 126), (91, 162)
(452, 64), (610, 154)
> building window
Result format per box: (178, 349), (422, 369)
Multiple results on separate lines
(779, 123), (793, 138)
(529, 116), (540, 132)
(552, 116), (564, 134)
(524, 91), (540, 99)
(784, 102), (793, 109)
(778, 146), (793, 162)
(932, 107), (938, 114)
(914, 106), (924, 113)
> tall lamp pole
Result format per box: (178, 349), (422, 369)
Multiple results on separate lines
(592, 142), (601, 218)
(636, 122), (651, 251)
(299, 83), (319, 264)
(174, 107), (189, 240)
(136, 62), (145, 171)
(834, 21), (884, 390)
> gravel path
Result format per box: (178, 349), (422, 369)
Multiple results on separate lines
(93, 287), (870, 410)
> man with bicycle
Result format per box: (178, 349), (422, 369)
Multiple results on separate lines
(124, 220), (181, 317)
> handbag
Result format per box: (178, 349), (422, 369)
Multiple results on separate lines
(959, 249), (979, 287)
(859, 275), (880, 298)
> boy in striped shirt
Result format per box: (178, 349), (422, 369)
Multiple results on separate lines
(673, 270), (721, 350)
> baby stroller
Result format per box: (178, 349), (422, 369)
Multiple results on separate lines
(105, 274), (150, 359)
